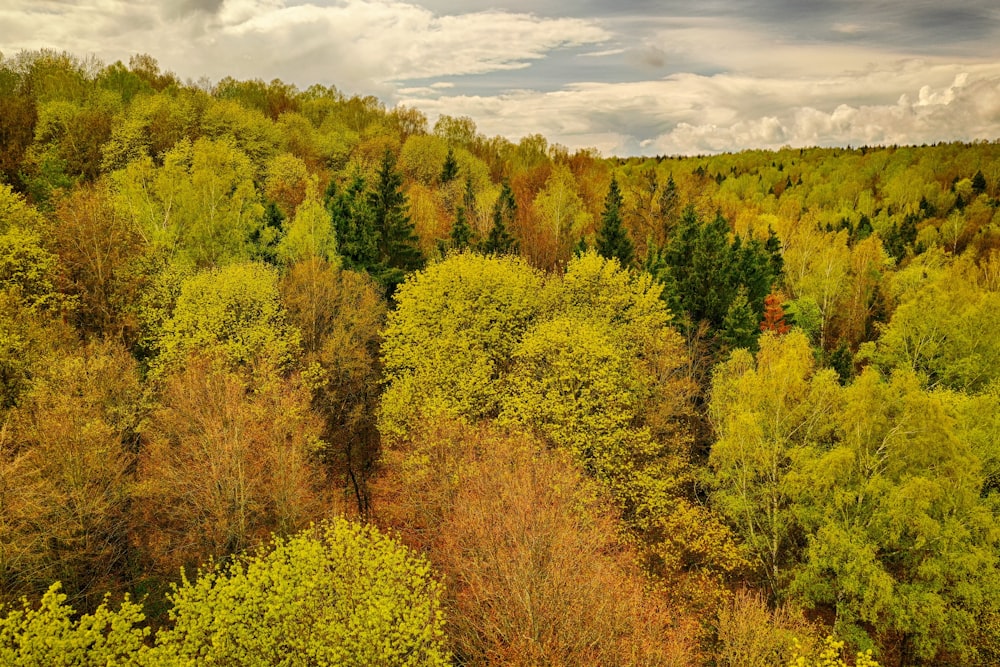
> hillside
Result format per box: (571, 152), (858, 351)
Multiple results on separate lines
(1, 50), (1000, 666)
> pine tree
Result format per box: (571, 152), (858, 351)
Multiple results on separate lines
(449, 206), (473, 251)
(250, 200), (285, 264)
(972, 169), (988, 195)
(595, 177), (634, 267)
(326, 174), (378, 272)
(368, 149), (424, 293)
(721, 287), (759, 351)
(440, 147), (459, 184)
(482, 181), (517, 255)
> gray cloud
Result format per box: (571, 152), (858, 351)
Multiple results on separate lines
(1, 1), (999, 155)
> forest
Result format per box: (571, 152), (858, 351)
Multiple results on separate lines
(1, 50), (1000, 666)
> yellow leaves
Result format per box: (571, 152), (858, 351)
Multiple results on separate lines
(151, 518), (449, 667)
(0, 582), (149, 666)
(149, 262), (301, 381)
(787, 636), (881, 667)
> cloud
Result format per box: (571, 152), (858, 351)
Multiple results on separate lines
(0, 0), (609, 91)
(401, 63), (1000, 155)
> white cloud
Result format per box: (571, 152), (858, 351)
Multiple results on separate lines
(0, 0), (609, 91)
(401, 62), (1000, 155)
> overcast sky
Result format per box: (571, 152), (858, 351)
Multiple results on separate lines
(3, 0), (1000, 156)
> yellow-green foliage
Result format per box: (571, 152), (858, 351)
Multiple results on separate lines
(0, 185), (59, 309)
(112, 137), (264, 266)
(0, 582), (149, 667)
(150, 261), (301, 379)
(788, 636), (880, 667)
(870, 250), (1000, 392)
(380, 251), (546, 438)
(709, 331), (841, 589)
(150, 518), (449, 667)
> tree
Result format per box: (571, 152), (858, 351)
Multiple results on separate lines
(380, 252), (545, 439)
(147, 262), (301, 381)
(136, 355), (325, 575)
(449, 206), (474, 251)
(368, 148), (424, 293)
(111, 138), (264, 267)
(761, 292), (791, 335)
(791, 369), (1000, 664)
(149, 519), (449, 667)
(439, 146), (459, 184)
(482, 180), (518, 255)
(0, 583), (149, 666)
(709, 331), (840, 595)
(596, 176), (634, 266)
(275, 178), (338, 265)
(281, 259), (386, 515)
(376, 422), (700, 666)
(326, 173), (378, 272)
(0, 341), (142, 610)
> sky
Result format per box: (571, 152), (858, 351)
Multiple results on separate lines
(3, 0), (1000, 156)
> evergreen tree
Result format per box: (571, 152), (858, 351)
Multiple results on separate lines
(972, 169), (987, 195)
(595, 177), (634, 266)
(482, 181), (517, 255)
(326, 174), (378, 272)
(440, 147), (459, 184)
(449, 206), (473, 251)
(368, 149), (424, 293)
(721, 287), (759, 351)
(250, 200), (284, 264)
(659, 172), (679, 233)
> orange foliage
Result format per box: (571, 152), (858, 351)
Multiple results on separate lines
(760, 292), (791, 335)
(135, 354), (330, 575)
(375, 420), (703, 666)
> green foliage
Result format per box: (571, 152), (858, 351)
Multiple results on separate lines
(595, 176), (634, 266)
(448, 206), (474, 250)
(149, 262), (301, 379)
(791, 369), (1000, 664)
(380, 252), (545, 438)
(482, 180), (518, 255)
(150, 519), (449, 667)
(369, 148), (424, 292)
(112, 137), (264, 266)
(871, 252), (1000, 392)
(439, 146), (459, 184)
(651, 206), (779, 342)
(0, 583), (149, 667)
(276, 179), (338, 265)
(709, 331), (840, 593)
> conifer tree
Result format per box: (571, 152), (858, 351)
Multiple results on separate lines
(482, 181), (517, 255)
(368, 149), (424, 293)
(440, 147), (459, 184)
(449, 206), (473, 251)
(595, 177), (634, 267)
(326, 174), (378, 272)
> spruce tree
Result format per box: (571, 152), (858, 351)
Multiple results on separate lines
(482, 181), (517, 255)
(250, 200), (285, 264)
(440, 147), (459, 184)
(449, 206), (473, 251)
(595, 177), (634, 267)
(368, 149), (424, 293)
(326, 174), (378, 272)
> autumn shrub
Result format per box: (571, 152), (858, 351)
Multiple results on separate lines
(135, 354), (328, 576)
(0, 340), (142, 610)
(376, 420), (702, 666)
